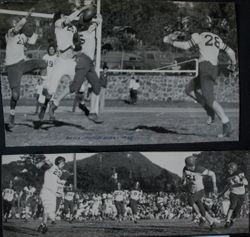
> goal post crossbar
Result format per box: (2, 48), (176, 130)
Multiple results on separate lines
(0, 9), (53, 19)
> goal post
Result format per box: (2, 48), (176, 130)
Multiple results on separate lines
(0, 8), (53, 19)
(95, 0), (102, 77)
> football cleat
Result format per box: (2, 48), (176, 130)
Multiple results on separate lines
(41, 224), (48, 234)
(51, 220), (56, 225)
(209, 222), (216, 230)
(49, 101), (57, 121)
(207, 115), (215, 125)
(218, 122), (233, 138)
(88, 113), (104, 124)
(37, 223), (44, 232)
(8, 114), (15, 128)
(199, 217), (206, 226)
(225, 220), (234, 228)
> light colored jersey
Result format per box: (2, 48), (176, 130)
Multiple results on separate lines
(113, 190), (124, 202)
(130, 190), (142, 201)
(78, 27), (96, 60)
(65, 191), (75, 201)
(35, 84), (43, 95)
(56, 181), (64, 197)
(3, 188), (15, 202)
(55, 19), (77, 51)
(43, 54), (58, 76)
(190, 32), (227, 66)
(5, 30), (27, 65)
(42, 165), (62, 194)
(183, 165), (208, 193)
(228, 171), (247, 195)
(24, 186), (36, 200)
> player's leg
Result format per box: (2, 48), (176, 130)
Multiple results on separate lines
(185, 77), (215, 124)
(99, 87), (106, 114)
(21, 59), (47, 74)
(231, 194), (244, 222)
(39, 58), (67, 120)
(6, 63), (23, 128)
(200, 62), (232, 137)
(86, 68), (103, 123)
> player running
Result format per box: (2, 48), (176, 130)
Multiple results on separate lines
(163, 16), (236, 138)
(2, 181), (16, 223)
(218, 162), (248, 228)
(36, 157), (67, 234)
(129, 181), (142, 223)
(5, 9), (47, 128)
(182, 156), (219, 230)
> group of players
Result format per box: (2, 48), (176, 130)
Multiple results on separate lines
(3, 0), (237, 138)
(5, 0), (104, 129)
(2, 154), (248, 234)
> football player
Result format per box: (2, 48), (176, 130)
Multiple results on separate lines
(49, 8), (104, 123)
(5, 9), (47, 128)
(2, 181), (16, 223)
(21, 184), (36, 222)
(163, 16), (236, 137)
(36, 157), (67, 234)
(63, 184), (76, 223)
(182, 156), (218, 230)
(113, 182), (126, 222)
(219, 162), (248, 228)
(38, 4), (90, 120)
(129, 181), (142, 223)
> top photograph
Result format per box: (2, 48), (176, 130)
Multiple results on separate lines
(0, 0), (239, 147)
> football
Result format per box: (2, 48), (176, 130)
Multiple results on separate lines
(80, 5), (97, 23)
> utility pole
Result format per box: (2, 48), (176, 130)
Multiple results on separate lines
(73, 153), (77, 190)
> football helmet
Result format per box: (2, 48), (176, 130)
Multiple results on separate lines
(55, 156), (66, 166)
(185, 156), (196, 167)
(228, 162), (238, 174)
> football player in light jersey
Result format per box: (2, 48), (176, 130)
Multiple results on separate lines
(182, 156), (218, 230)
(38, 4), (90, 120)
(63, 184), (76, 223)
(5, 10), (47, 128)
(36, 156), (66, 234)
(113, 182), (126, 222)
(21, 184), (36, 222)
(218, 162), (248, 228)
(164, 16), (236, 138)
(49, 10), (104, 123)
(2, 181), (16, 223)
(129, 182), (142, 223)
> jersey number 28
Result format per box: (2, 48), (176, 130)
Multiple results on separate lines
(205, 34), (220, 49)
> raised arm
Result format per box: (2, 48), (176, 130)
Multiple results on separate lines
(10, 8), (34, 35)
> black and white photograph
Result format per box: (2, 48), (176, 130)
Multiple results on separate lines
(2, 151), (249, 236)
(0, 0), (239, 147)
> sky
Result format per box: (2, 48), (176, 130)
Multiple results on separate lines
(2, 151), (199, 177)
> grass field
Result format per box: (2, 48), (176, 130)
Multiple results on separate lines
(2, 218), (248, 237)
(3, 100), (239, 147)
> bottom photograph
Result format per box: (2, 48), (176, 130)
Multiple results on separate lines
(2, 151), (249, 237)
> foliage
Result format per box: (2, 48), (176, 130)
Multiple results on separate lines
(0, 1), (238, 53)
